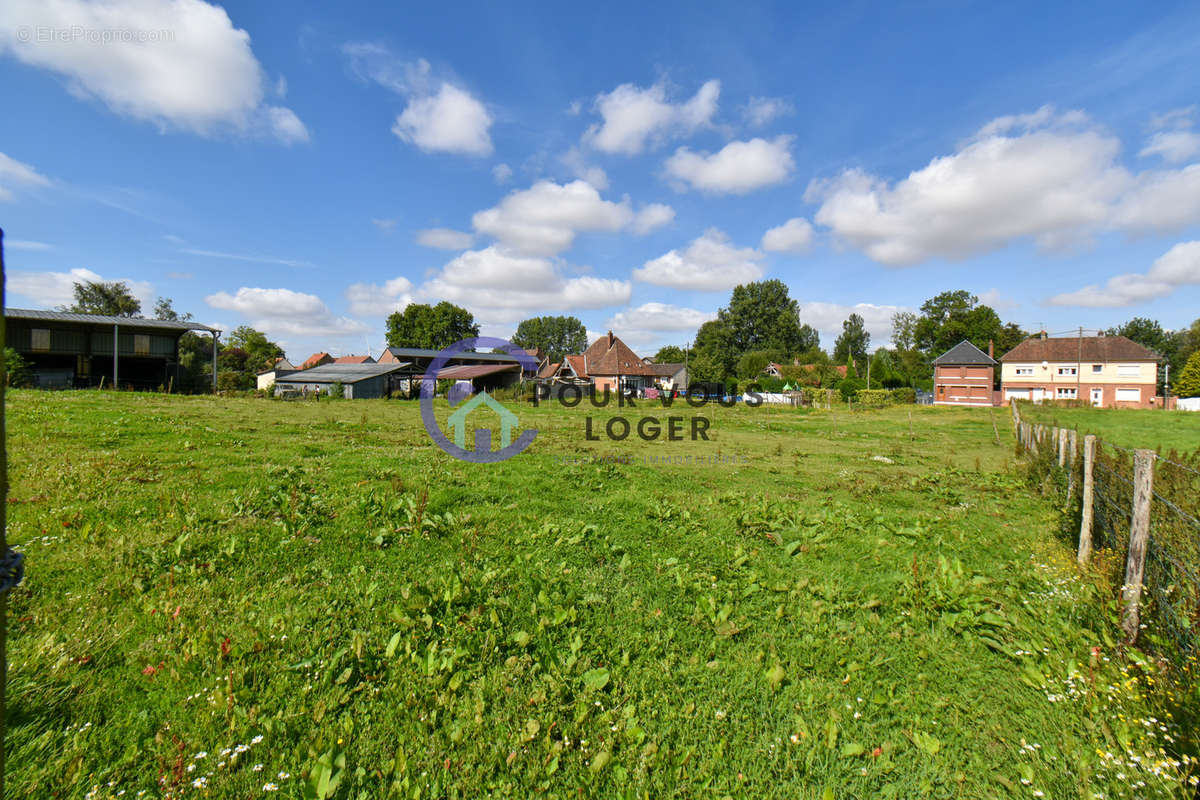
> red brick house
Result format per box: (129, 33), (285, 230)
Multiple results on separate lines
(299, 352), (334, 370)
(546, 332), (656, 392)
(933, 340), (997, 406)
(999, 334), (1160, 407)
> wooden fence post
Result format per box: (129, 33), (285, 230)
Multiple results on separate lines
(1078, 435), (1096, 564)
(1121, 449), (1156, 642)
(1057, 428), (1068, 468)
(1066, 430), (1078, 504)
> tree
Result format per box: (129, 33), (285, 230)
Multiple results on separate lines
(891, 311), (919, 352)
(718, 280), (810, 355)
(692, 319), (737, 381)
(654, 345), (689, 363)
(153, 297), (192, 322)
(386, 302), (479, 351)
(1107, 317), (1169, 354)
(833, 313), (870, 364)
(4, 348), (32, 388)
(1173, 350), (1200, 398)
(227, 326), (284, 373)
(67, 280), (141, 317)
(736, 350), (784, 379)
(511, 315), (588, 362)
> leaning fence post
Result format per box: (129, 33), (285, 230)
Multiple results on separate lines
(1066, 430), (1078, 504)
(1078, 435), (1097, 564)
(1057, 428), (1068, 468)
(1121, 449), (1156, 642)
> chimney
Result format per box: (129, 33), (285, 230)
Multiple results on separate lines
(607, 330), (614, 348)
(1040, 330), (1048, 340)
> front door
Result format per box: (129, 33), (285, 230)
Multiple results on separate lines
(1091, 387), (1103, 407)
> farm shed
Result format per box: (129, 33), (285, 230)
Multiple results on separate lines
(4, 307), (220, 390)
(436, 363), (521, 392)
(378, 347), (538, 376)
(273, 362), (413, 399)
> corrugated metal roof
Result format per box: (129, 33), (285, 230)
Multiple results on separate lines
(5, 307), (219, 333)
(384, 347), (530, 364)
(437, 363), (520, 379)
(275, 362), (411, 384)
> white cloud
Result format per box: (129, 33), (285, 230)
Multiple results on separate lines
(345, 276), (413, 317)
(346, 45), (492, 156)
(180, 248), (313, 268)
(371, 218), (397, 232)
(4, 239), (53, 251)
(807, 106), (1200, 266)
(632, 203), (675, 234)
(205, 286), (368, 338)
(1140, 130), (1200, 163)
(0, 0), (307, 142)
(419, 246), (631, 324)
(761, 217), (813, 253)
(633, 229), (764, 291)
(0, 151), (51, 201)
(392, 83), (492, 156)
(795, 301), (908, 349)
(492, 162), (513, 184)
(416, 227), (474, 250)
(8, 267), (153, 309)
(584, 79), (719, 155)
(560, 147), (608, 189)
(664, 136), (794, 194)
(472, 180), (634, 257)
(743, 96), (791, 127)
(1047, 240), (1200, 307)
(606, 302), (716, 332)
(977, 288), (1018, 313)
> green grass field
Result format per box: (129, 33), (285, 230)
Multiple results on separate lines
(1014, 403), (1200, 453)
(5, 391), (1195, 799)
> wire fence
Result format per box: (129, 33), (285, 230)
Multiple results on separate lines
(1011, 401), (1200, 659)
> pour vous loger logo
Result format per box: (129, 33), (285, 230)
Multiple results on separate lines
(420, 337), (539, 463)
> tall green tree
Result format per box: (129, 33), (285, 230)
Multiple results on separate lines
(510, 315), (588, 362)
(654, 345), (689, 363)
(833, 313), (870, 363)
(691, 319), (737, 380)
(227, 326), (285, 373)
(385, 302), (480, 351)
(66, 280), (141, 317)
(1173, 350), (1200, 398)
(153, 297), (192, 322)
(719, 280), (810, 355)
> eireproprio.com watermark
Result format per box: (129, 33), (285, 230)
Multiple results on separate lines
(16, 26), (175, 44)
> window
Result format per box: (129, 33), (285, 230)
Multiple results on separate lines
(1092, 364), (1103, 373)
(1057, 366), (1077, 376)
(1117, 364), (1141, 377)
(31, 328), (50, 352)
(1015, 367), (1034, 376)
(1056, 387), (1077, 399)
(134, 335), (150, 356)
(1116, 388), (1140, 402)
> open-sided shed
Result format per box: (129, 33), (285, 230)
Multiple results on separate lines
(273, 362), (414, 399)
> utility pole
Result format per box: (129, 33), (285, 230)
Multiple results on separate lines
(1077, 326), (1082, 401)
(1164, 363), (1170, 410)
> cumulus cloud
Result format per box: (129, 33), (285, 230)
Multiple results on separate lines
(417, 227), (474, 250)
(806, 106), (1200, 266)
(1047, 240), (1200, 307)
(419, 246), (631, 324)
(761, 217), (813, 253)
(606, 302), (716, 332)
(632, 203), (675, 234)
(0, 151), (51, 201)
(743, 96), (792, 127)
(8, 267), (153, 309)
(664, 136), (794, 194)
(471, 180), (634, 257)
(0, 0), (307, 142)
(346, 46), (491, 156)
(1140, 107), (1200, 163)
(345, 276), (413, 317)
(560, 147), (608, 190)
(492, 162), (513, 184)
(584, 79), (719, 155)
(633, 229), (764, 291)
(205, 286), (368, 338)
(795, 301), (908, 348)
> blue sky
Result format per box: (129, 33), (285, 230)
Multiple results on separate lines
(2, 0), (1199, 361)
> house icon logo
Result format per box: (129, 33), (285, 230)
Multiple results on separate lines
(447, 391), (519, 450)
(419, 336), (539, 463)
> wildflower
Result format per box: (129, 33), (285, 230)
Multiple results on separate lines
(263, 783), (278, 791)
(253, 763), (264, 771)
(251, 734), (264, 744)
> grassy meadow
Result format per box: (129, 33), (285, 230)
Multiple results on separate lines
(5, 391), (1197, 799)
(1014, 402), (1200, 453)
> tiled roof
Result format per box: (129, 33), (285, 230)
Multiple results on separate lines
(564, 355), (588, 378)
(538, 361), (561, 379)
(934, 340), (996, 366)
(333, 355), (375, 364)
(579, 331), (655, 376)
(300, 352), (332, 369)
(1000, 336), (1159, 363)
(647, 362), (685, 376)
